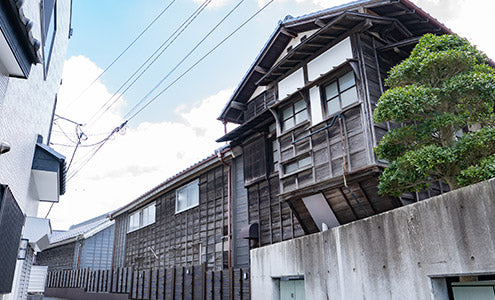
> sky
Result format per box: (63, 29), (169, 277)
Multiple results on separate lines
(39, 0), (495, 229)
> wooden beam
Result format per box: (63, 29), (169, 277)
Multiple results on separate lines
(376, 36), (421, 52)
(319, 34), (337, 39)
(315, 19), (326, 28)
(357, 182), (377, 214)
(280, 28), (296, 38)
(339, 187), (359, 219)
(254, 65), (267, 74)
(385, 9), (414, 17)
(295, 50), (313, 55)
(230, 101), (246, 111)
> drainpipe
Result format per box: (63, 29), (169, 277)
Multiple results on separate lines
(218, 150), (232, 269)
(76, 236), (82, 269)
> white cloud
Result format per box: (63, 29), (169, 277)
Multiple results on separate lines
(40, 56), (233, 229)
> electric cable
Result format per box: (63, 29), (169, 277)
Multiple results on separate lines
(64, 0), (275, 182)
(126, 0), (275, 122)
(63, 0), (176, 110)
(85, 0), (212, 128)
(124, 0), (246, 119)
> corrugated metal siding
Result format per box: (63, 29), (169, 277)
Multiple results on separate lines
(232, 156), (249, 268)
(78, 224), (115, 270)
(113, 214), (128, 268)
(27, 266), (47, 293)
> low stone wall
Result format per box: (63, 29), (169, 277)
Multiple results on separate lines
(250, 178), (495, 299)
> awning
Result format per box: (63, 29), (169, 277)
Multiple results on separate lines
(31, 142), (66, 202)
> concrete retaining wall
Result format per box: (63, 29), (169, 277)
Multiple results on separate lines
(250, 178), (495, 300)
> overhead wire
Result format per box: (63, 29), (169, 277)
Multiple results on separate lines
(126, 0), (275, 122)
(63, 0), (176, 110)
(124, 0), (246, 119)
(64, 0), (275, 182)
(85, 0), (213, 128)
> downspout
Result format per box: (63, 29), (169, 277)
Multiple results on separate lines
(218, 150), (232, 269)
(76, 235), (82, 269)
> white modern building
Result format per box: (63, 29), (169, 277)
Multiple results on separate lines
(0, 0), (72, 299)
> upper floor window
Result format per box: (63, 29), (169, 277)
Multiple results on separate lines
(281, 99), (308, 131)
(128, 202), (156, 233)
(176, 179), (199, 213)
(284, 156), (312, 174)
(42, 0), (57, 76)
(323, 71), (358, 116)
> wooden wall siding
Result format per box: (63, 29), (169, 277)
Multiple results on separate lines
(113, 214), (128, 268)
(232, 156), (250, 268)
(243, 136), (267, 186)
(124, 165), (230, 272)
(244, 89), (276, 122)
(247, 175), (305, 246)
(36, 241), (76, 272)
(358, 32), (450, 205)
(46, 265), (250, 300)
(279, 105), (370, 195)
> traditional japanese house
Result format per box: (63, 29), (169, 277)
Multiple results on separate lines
(217, 0), (451, 236)
(110, 148), (290, 272)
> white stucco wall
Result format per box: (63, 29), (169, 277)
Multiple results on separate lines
(251, 178), (495, 300)
(0, 0), (71, 217)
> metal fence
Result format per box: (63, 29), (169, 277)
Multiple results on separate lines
(46, 265), (250, 299)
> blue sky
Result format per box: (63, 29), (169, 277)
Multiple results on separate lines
(65, 0), (331, 125)
(43, 0), (495, 229)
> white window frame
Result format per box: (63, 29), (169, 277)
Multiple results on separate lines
(127, 202), (156, 233)
(176, 179), (199, 214)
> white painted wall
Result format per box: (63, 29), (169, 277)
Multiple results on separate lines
(274, 29), (319, 66)
(251, 178), (495, 300)
(307, 38), (353, 82)
(278, 68), (304, 100)
(0, 0), (71, 217)
(0, 1), (71, 299)
(309, 86), (323, 125)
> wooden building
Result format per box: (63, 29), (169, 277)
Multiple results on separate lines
(36, 214), (115, 272)
(217, 0), (451, 235)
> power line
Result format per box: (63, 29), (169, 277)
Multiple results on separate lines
(125, 0), (246, 119)
(126, 0), (275, 122)
(85, 0), (213, 128)
(63, 0), (274, 182)
(63, 0), (176, 110)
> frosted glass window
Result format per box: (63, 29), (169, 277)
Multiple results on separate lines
(284, 156), (312, 174)
(281, 99), (308, 131)
(128, 202), (156, 232)
(325, 82), (338, 99)
(323, 71), (358, 116)
(341, 87), (358, 108)
(339, 72), (355, 90)
(176, 179), (199, 213)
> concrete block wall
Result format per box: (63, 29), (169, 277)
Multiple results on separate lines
(250, 178), (495, 300)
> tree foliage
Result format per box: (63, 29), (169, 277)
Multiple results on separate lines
(374, 34), (495, 196)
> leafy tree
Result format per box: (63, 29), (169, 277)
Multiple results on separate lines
(374, 34), (495, 196)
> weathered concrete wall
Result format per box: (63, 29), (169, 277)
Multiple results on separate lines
(250, 178), (495, 300)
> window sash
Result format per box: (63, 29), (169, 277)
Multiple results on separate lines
(176, 179), (199, 213)
(281, 100), (308, 131)
(128, 202), (156, 232)
(323, 71), (358, 116)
